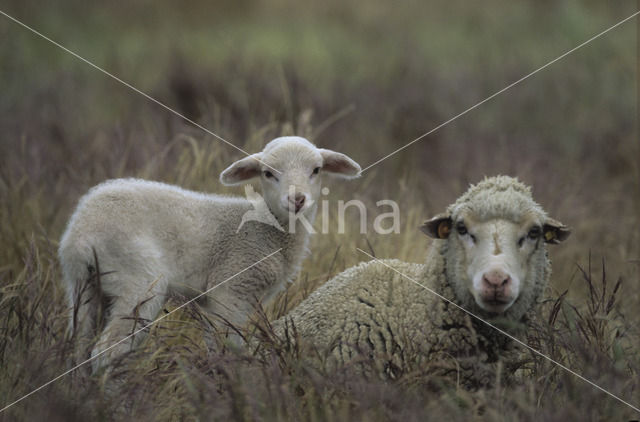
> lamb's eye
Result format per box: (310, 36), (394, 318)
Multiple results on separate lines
(528, 226), (541, 239)
(311, 167), (320, 176)
(456, 222), (468, 236)
(263, 170), (275, 180)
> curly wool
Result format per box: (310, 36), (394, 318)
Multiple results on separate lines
(449, 175), (548, 224)
(276, 254), (524, 387)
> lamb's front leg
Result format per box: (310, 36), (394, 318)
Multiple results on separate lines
(202, 287), (260, 349)
(201, 249), (284, 348)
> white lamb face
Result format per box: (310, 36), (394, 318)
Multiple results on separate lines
(258, 140), (324, 219)
(220, 136), (360, 223)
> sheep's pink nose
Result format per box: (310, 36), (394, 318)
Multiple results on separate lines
(290, 193), (306, 213)
(482, 270), (511, 290)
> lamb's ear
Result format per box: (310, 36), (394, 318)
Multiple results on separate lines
(543, 217), (571, 244)
(319, 149), (361, 179)
(220, 153), (263, 186)
(420, 213), (452, 239)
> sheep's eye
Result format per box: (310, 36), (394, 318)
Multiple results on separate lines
(263, 170), (276, 180)
(312, 167), (320, 176)
(528, 226), (542, 239)
(456, 222), (468, 236)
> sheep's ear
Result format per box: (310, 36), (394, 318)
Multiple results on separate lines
(543, 217), (571, 244)
(319, 149), (361, 179)
(220, 154), (263, 186)
(420, 213), (452, 239)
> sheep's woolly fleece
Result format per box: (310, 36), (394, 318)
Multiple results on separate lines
(273, 176), (557, 387)
(448, 175), (548, 224)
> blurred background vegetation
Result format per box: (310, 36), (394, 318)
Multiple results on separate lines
(0, 0), (638, 420)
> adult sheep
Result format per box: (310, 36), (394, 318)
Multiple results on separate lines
(59, 136), (360, 370)
(273, 176), (570, 387)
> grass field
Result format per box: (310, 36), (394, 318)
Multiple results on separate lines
(0, 1), (639, 420)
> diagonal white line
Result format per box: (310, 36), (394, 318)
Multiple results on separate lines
(0, 248), (283, 414)
(0, 9), (282, 174)
(355, 248), (640, 414)
(360, 10), (640, 173)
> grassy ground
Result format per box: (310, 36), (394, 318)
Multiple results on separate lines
(0, 1), (638, 420)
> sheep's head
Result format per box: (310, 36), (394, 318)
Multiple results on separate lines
(220, 136), (360, 222)
(420, 176), (570, 319)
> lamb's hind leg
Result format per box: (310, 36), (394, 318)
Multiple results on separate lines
(70, 279), (98, 364)
(91, 274), (169, 372)
(59, 247), (100, 365)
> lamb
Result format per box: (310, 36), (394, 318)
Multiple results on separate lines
(273, 176), (570, 387)
(59, 136), (361, 370)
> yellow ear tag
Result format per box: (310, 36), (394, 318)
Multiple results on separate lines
(545, 230), (556, 241)
(437, 221), (450, 239)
